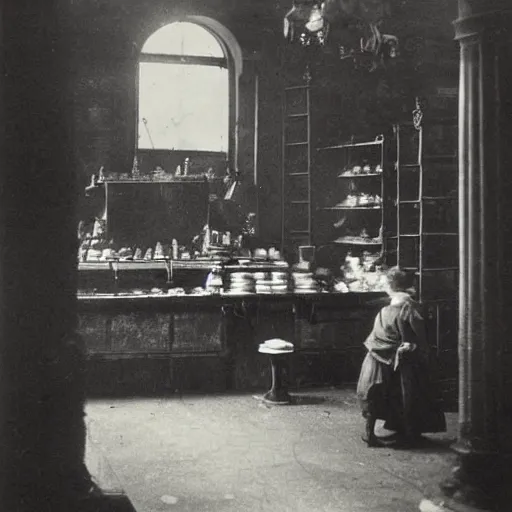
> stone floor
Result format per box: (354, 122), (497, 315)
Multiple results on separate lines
(85, 387), (460, 512)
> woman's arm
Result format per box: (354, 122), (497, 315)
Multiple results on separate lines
(397, 302), (429, 360)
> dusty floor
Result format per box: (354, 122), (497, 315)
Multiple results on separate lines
(85, 387), (459, 512)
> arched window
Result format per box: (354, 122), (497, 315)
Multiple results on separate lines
(138, 22), (229, 152)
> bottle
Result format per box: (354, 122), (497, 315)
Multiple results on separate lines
(202, 225), (210, 255)
(172, 239), (179, 260)
(132, 156), (140, 177)
(154, 242), (164, 260)
(183, 158), (190, 176)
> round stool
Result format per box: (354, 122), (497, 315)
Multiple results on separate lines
(258, 342), (294, 405)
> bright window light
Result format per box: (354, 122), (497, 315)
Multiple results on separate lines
(138, 22), (228, 152)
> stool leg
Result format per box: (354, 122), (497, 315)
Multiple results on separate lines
(263, 355), (291, 404)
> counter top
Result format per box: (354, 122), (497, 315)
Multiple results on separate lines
(78, 260), (289, 271)
(77, 291), (388, 312)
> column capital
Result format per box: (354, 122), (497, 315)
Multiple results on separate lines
(454, 8), (512, 40)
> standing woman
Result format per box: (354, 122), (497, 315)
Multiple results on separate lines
(357, 267), (446, 447)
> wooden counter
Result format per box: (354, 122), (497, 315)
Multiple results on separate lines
(78, 291), (387, 395)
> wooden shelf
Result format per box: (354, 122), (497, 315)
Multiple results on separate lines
(421, 267), (458, 272)
(285, 141), (309, 147)
(318, 137), (384, 151)
(318, 142), (382, 151)
(332, 237), (382, 245)
(393, 233), (458, 237)
(323, 205), (382, 211)
(79, 261), (168, 271)
(398, 197), (457, 204)
(104, 178), (206, 184)
(285, 85), (310, 91)
(337, 172), (382, 179)
(400, 267), (458, 273)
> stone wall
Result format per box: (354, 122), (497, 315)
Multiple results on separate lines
(69, 1), (459, 246)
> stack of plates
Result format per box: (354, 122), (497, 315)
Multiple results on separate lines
(292, 272), (319, 293)
(252, 271), (289, 294)
(269, 271), (289, 294)
(86, 248), (102, 261)
(254, 271), (271, 294)
(226, 272), (255, 295)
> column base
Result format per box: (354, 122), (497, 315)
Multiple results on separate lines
(419, 498), (493, 512)
(439, 448), (509, 511)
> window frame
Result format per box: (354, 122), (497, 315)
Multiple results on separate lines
(135, 20), (233, 160)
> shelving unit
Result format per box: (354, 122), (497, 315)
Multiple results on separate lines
(386, 113), (459, 408)
(315, 135), (388, 260)
(392, 120), (458, 303)
(281, 82), (313, 251)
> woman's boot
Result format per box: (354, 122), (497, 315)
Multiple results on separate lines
(362, 414), (382, 447)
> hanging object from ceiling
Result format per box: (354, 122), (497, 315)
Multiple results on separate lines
(283, 0), (399, 71)
(284, 0), (327, 46)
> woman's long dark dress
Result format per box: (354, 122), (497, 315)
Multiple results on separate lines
(356, 293), (446, 435)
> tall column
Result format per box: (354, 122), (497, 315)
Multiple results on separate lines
(441, 1), (512, 509)
(0, 1), (93, 510)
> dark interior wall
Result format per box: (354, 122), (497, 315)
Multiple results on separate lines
(71, 5), (271, 173)
(281, 0), (459, 141)
(70, 0), (459, 247)
(71, 0), (284, 241)
(1, 2), (91, 508)
(251, 14), (283, 244)
(275, 0), (459, 247)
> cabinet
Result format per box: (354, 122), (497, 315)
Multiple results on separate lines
(314, 135), (389, 262)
